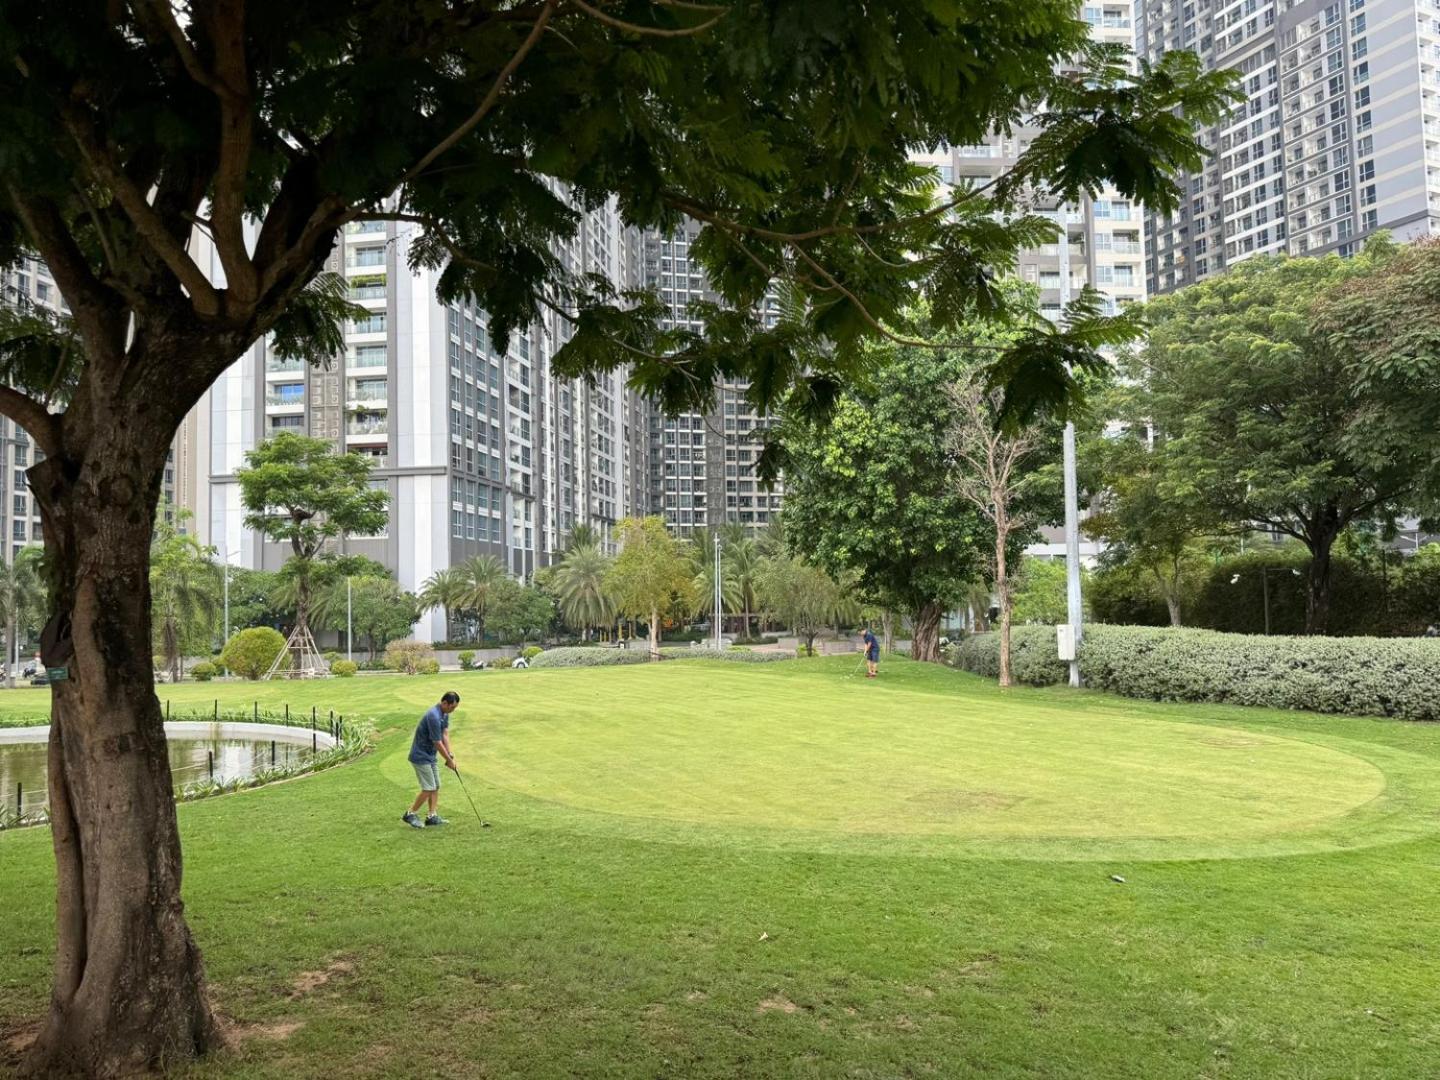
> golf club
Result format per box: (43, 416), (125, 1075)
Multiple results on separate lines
(845, 655), (866, 679)
(452, 765), (491, 828)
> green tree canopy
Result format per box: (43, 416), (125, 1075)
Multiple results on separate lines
(755, 555), (845, 656)
(487, 580), (556, 647)
(1127, 245), (1440, 633)
(236, 434), (387, 635)
(149, 510), (220, 682)
(344, 576), (421, 660)
(609, 517), (696, 657)
(782, 339), (994, 660)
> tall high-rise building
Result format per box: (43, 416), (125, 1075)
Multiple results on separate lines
(643, 225), (785, 537)
(0, 257), (187, 565)
(199, 201), (653, 642)
(1139, 0), (1440, 295)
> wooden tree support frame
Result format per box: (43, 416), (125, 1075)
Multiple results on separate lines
(264, 621), (328, 680)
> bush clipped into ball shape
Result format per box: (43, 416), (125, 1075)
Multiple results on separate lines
(221, 627), (288, 681)
(458, 650), (476, 671)
(418, 658), (440, 675)
(331, 660), (358, 678)
(522, 645), (543, 660)
(190, 662), (217, 682)
(384, 639), (436, 675)
(491, 656), (514, 670)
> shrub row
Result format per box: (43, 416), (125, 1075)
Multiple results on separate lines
(949, 625), (1440, 721)
(529, 646), (793, 669)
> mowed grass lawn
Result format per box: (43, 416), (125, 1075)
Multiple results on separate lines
(4, 658), (1440, 1078)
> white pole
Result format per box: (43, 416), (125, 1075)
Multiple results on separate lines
(223, 557), (230, 648)
(346, 576), (353, 663)
(1063, 420), (1083, 688)
(713, 533), (722, 649)
(1058, 204), (1083, 688)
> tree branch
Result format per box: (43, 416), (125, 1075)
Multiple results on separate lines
(203, 0), (262, 305)
(572, 0), (726, 37)
(399, 1), (558, 187)
(0, 386), (61, 458)
(51, 94), (223, 316)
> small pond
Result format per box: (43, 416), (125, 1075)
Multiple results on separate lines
(0, 723), (331, 819)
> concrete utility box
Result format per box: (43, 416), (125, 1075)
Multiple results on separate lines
(1056, 624), (1076, 662)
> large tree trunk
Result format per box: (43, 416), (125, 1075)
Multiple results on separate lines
(911, 601), (942, 662)
(1306, 539), (1335, 636)
(881, 610), (894, 655)
(23, 426), (219, 1076)
(648, 606), (660, 659)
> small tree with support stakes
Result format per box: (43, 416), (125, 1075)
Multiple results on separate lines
(235, 434), (387, 679)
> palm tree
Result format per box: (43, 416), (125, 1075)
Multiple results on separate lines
(150, 524), (220, 683)
(728, 538), (762, 640)
(554, 543), (615, 639)
(691, 539), (741, 632)
(419, 567), (466, 642)
(563, 523), (600, 553)
(0, 547), (46, 685)
(457, 554), (507, 643)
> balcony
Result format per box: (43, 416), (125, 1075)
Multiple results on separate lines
(264, 357), (303, 374)
(265, 390), (306, 409)
(346, 415), (389, 438)
(349, 384), (388, 406)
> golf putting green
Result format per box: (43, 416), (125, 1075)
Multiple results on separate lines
(380, 659), (1440, 861)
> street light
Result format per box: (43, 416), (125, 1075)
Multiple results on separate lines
(347, 575), (353, 663)
(1058, 218), (1083, 688)
(713, 533), (723, 650)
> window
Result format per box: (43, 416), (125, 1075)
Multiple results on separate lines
(353, 345), (387, 368)
(1358, 160), (1374, 181)
(12, 522), (24, 541)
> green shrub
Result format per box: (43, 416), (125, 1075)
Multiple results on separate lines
(323, 651), (341, 664)
(331, 660), (358, 678)
(221, 627), (288, 681)
(954, 625), (1440, 721)
(1089, 562), (1170, 627)
(522, 645), (543, 660)
(491, 656), (515, 670)
(418, 658), (440, 675)
(190, 662), (217, 682)
(658, 647), (792, 664)
(948, 626), (1067, 685)
(530, 647), (649, 668)
(384, 639), (436, 675)
(458, 650), (476, 671)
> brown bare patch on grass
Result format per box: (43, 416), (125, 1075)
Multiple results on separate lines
(290, 957), (356, 999)
(756, 995), (802, 1015)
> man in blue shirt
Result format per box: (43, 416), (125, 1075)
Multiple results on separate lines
(861, 624), (880, 679)
(403, 691), (460, 828)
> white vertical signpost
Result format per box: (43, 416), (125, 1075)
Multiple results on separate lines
(713, 533), (723, 650)
(1058, 209), (1083, 687)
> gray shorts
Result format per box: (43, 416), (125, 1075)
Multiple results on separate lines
(413, 762), (441, 791)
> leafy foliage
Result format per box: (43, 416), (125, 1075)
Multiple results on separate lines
(150, 510), (221, 682)
(221, 627), (287, 681)
(609, 517), (697, 656)
(1125, 247), (1440, 633)
(383, 640), (436, 676)
(781, 337), (992, 657)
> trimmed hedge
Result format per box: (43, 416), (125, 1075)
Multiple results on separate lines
(950, 625), (1440, 721)
(530, 646), (794, 669)
(332, 660), (358, 677)
(947, 626), (1067, 686)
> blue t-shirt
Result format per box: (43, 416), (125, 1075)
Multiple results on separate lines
(863, 630), (879, 658)
(408, 705), (449, 765)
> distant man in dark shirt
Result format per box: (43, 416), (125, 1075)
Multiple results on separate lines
(862, 625), (880, 679)
(403, 691), (460, 829)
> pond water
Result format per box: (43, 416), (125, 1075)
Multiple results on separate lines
(0, 727), (321, 819)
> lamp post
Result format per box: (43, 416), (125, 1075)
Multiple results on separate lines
(347, 575), (353, 662)
(1058, 213), (1083, 688)
(713, 532), (723, 650)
